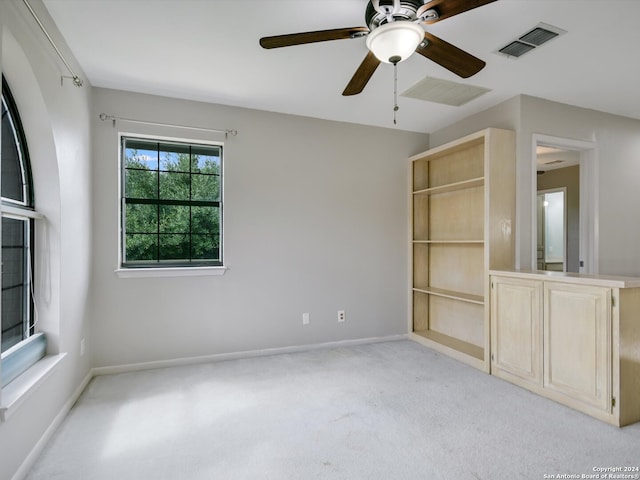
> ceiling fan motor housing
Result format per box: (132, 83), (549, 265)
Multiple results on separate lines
(365, 0), (425, 30)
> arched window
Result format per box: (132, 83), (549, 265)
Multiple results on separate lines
(1, 76), (36, 357)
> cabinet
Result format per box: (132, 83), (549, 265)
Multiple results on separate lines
(544, 282), (611, 413)
(410, 128), (515, 372)
(490, 270), (640, 426)
(491, 276), (542, 384)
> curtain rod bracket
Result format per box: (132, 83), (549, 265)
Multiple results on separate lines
(99, 113), (116, 127)
(61, 75), (84, 87)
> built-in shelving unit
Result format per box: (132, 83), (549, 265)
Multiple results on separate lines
(409, 128), (516, 371)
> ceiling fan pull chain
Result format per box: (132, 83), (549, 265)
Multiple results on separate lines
(393, 61), (399, 125)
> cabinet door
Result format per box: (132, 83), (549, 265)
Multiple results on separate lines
(491, 276), (543, 384)
(544, 282), (611, 412)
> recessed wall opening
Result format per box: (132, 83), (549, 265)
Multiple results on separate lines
(532, 135), (598, 274)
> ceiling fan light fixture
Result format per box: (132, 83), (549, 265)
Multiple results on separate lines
(366, 21), (424, 64)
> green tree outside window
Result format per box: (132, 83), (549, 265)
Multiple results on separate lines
(121, 137), (222, 267)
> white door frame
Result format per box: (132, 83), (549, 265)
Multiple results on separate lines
(531, 134), (599, 274)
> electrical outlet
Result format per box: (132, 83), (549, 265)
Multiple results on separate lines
(338, 310), (346, 323)
(80, 338), (85, 356)
(302, 312), (310, 325)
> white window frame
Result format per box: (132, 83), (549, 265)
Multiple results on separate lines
(1, 84), (40, 357)
(0, 77), (62, 418)
(115, 132), (227, 278)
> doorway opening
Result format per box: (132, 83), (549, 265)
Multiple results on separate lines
(537, 188), (567, 271)
(532, 134), (598, 274)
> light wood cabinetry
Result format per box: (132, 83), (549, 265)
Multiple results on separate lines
(490, 270), (640, 426)
(490, 276), (542, 384)
(410, 128), (515, 372)
(544, 282), (611, 413)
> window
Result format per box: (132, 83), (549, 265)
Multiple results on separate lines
(1, 76), (36, 355)
(121, 136), (223, 268)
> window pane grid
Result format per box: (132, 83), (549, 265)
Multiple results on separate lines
(122, 137), (222, 267)
(1, 98), (29, 205)
(126, 166), (220, 177)
(1, 216), (33, 352)
(2, 77), (36, 353)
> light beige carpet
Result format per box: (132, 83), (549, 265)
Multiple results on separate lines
(26, 340), (640, 479)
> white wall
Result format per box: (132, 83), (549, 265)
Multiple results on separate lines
(431, 94), (640, 276)
(0, 1), (92, 479)
(518, 95), (640, 275)
(91, 88), (429, 368)
(428, 96), (521, 148)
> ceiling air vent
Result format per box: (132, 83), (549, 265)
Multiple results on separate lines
(520, 27), (559, 46)
(499, 41), (535, 58)
(497, 22), (566, 58)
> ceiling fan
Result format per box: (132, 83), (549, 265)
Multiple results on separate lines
(260, 0), (497, 96)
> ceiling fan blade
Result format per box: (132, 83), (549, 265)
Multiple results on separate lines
(416, 32), (485, 78)
(418, 0), (498, 23)
(342, 51), (381, 96)
(260, 27), (369, 49)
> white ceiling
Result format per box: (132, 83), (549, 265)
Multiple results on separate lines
(536, 146), (579, 172)
(41, 0), (640, 133)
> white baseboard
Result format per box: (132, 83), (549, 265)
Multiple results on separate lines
(11, 369), (93, 480)
(92, 334), (408, 376)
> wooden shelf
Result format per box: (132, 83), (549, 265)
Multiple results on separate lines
(413, 240), (484, 244)
(413, 287), (484, 305)
(409, 133), (485, 163)
(410, 128), (516, 372)
(413, 177), (484, 196)
(412, 330), (484, 361)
